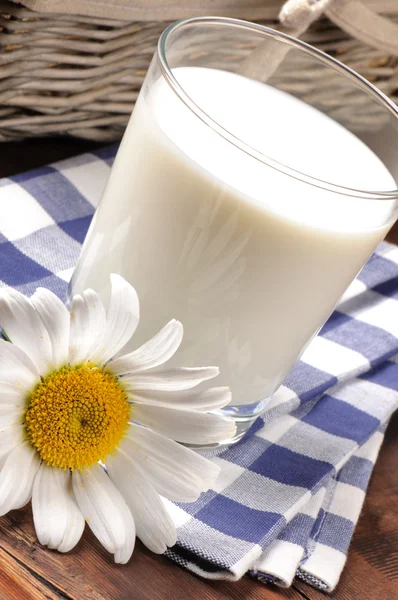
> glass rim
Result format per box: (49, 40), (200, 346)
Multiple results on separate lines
(157, 16), (398, 201)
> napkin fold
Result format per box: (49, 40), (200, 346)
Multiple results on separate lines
(0, 147), (397, 592)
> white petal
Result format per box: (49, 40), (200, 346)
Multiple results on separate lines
(0, 289), (52, 375)
(122, 424), (220, 502)
(106, 450), (176, 554)
(0, 381), (27, 418)
(58, 502), (86, 553)
(68, 289), (106, 366)
(130, 386), (232, 413)
(72, 463), (135, 563)
(0, 442), (40, 516)
(31, 288), (70, 370)
(106, 320), (183, 377)
(0, 411), (23, 429)
(0, 404), (22, 416)
(0, 340), (39, 393)
(0, 382), (27, 411)
(90, 274), (139, 365)
(113, 512), (135, 565)
(132, 404), (236, 445)
(0, 426), (27, 459)
(123, 366), (219, 392)
(32, 464), (84, 552)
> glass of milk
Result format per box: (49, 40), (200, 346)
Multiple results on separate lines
(70, 17), (398, 445)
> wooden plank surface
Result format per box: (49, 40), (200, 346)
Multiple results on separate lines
(0, 138), (397, 600)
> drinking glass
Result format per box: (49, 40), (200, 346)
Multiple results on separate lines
(70, 17), (398, 445)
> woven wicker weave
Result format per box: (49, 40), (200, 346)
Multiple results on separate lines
(0, 0), (397, 142)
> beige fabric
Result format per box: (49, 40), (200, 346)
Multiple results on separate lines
(280, 0), (332, 32)
(239, 0), (398, 81)
(3, 1), (398, 142)
(238, 0), (332, 80)
(326, 0), (398, 56)
(278, 0), (398, 56)
(10, 0), (398, 22)
(9, 1), (284, 21)
(11, 1), (398, 57)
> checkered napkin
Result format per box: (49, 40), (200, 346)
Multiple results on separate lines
(0, 147), (397, 592)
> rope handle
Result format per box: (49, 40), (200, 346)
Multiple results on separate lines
(279, 0), (398, 56)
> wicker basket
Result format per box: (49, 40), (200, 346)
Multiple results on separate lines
(0, 0), (397, 142)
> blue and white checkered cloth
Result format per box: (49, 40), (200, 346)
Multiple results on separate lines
(0, 146), (397, 593)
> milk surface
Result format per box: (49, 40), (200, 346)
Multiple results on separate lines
(71, 68), (396, 406)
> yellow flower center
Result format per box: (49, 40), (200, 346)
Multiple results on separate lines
(25, 366), (130, 471)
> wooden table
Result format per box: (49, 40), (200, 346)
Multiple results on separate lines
(0, 138), (397, 600)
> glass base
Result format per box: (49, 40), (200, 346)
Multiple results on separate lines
(186, 396), (271, 450)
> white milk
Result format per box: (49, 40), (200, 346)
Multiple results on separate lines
(71, 67), (397, 406)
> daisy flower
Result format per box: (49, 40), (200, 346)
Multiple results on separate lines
(0, 275), (235, 563)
